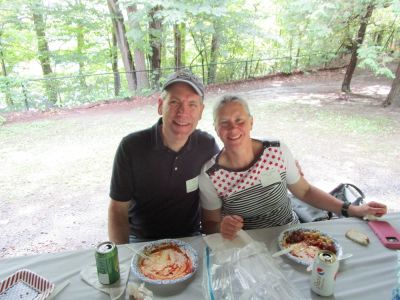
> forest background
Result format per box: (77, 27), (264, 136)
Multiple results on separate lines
(0, 0), (400, 114)
(1, 0), (400, 258)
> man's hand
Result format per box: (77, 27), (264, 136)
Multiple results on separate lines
(220, 215), (243, 240)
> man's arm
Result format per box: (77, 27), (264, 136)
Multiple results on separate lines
(108, 199), (130, 244)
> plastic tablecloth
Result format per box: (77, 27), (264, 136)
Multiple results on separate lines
(1, 214), (399, 300)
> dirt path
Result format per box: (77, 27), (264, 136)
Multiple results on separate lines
(1, 67), (399, 258)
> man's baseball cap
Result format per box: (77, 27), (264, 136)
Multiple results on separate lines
(162, 69), (205, 97)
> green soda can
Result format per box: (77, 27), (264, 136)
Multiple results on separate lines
(95, 241), (120, 284)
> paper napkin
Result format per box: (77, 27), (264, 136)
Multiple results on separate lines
(80, 264), (129, 300)
(203, 230), (254, 252)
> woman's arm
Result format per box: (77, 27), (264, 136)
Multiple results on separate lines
(202, 208), (244, 240)
(288, 177), (387, 217)
(289, 177), (343, 215)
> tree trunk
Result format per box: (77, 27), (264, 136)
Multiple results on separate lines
(288, 37), (293, 73)
(32, 7), (58, 104)
(149, 5), (162, 86)
(76, 26), (87, 89)
(341, 5), (374, 93)
(181, 24), (186, 67)
(208, 21), (221, 84)
(295, 47), (300, 69)
(127, 5), (149, 91)
(107, 0), (136, 93)
(383, 61), (400, 107)
(191, 31), (206, 77)
(0, 32), (14, 107)
(110, 26), (121, 96)
(174, 24), (183, 70)
(375, 32), (383, 46)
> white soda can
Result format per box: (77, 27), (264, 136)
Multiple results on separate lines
(310, 250), (339, 296)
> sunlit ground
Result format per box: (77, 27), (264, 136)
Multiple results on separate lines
(1, 68), (400, 258)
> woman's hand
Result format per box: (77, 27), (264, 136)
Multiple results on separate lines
(349, 201), (388, 218)
(220, 215), (243, 240)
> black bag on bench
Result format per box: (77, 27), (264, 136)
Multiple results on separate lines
(291, 183), (365, 223)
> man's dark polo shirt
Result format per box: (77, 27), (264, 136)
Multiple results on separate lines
(110, 118), (219, 239)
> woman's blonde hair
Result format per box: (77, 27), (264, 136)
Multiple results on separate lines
(213, 94), (251, 123)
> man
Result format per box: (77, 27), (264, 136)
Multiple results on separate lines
(108, 70), (219, 244)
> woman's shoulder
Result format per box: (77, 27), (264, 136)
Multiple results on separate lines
(251, 137), (281, 148)
(201, 153), (220, 174)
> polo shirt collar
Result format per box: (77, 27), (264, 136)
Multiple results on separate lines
(152, 117), (196, 153)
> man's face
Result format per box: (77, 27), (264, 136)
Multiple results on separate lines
(158, 82), (204, 145)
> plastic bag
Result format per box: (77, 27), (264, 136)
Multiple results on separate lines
(203, 241), (306, 300)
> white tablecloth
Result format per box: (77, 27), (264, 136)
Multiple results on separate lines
(1, 214), (399, 300)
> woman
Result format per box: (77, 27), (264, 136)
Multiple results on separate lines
(199, 95), (387, 240)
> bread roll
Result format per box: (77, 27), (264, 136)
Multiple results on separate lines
(345, 229), (370, 246)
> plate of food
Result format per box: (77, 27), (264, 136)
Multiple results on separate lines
(131, 239), (198, 285)
(0, 269), (54, 300)
(278, 228), (342, 266)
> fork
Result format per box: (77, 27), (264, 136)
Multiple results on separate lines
(271, 244), (305, 258)
(123, 244), (151, 260)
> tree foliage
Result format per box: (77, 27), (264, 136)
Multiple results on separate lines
(0, 0), (399, 111)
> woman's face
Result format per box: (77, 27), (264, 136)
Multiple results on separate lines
(215, 101), (253, 149)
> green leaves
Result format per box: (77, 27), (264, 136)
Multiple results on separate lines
(0, 0), (399, 111)
(358, 45), (395, 78)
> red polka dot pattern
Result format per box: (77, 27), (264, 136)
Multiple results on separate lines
(210, 148), (286, 199)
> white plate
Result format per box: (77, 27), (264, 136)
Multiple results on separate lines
(0, 269), (54, 300)
(278, 228), (343, 266)
(131, 239), (198, 285)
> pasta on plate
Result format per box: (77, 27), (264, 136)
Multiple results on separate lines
(140, 244), (193, 280)
(131, 239), (198, 284)
(279, 229), (342, 265)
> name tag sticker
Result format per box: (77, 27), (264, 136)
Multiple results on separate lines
(260, 170), (281, 187)
(186, 176), (199, 193)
